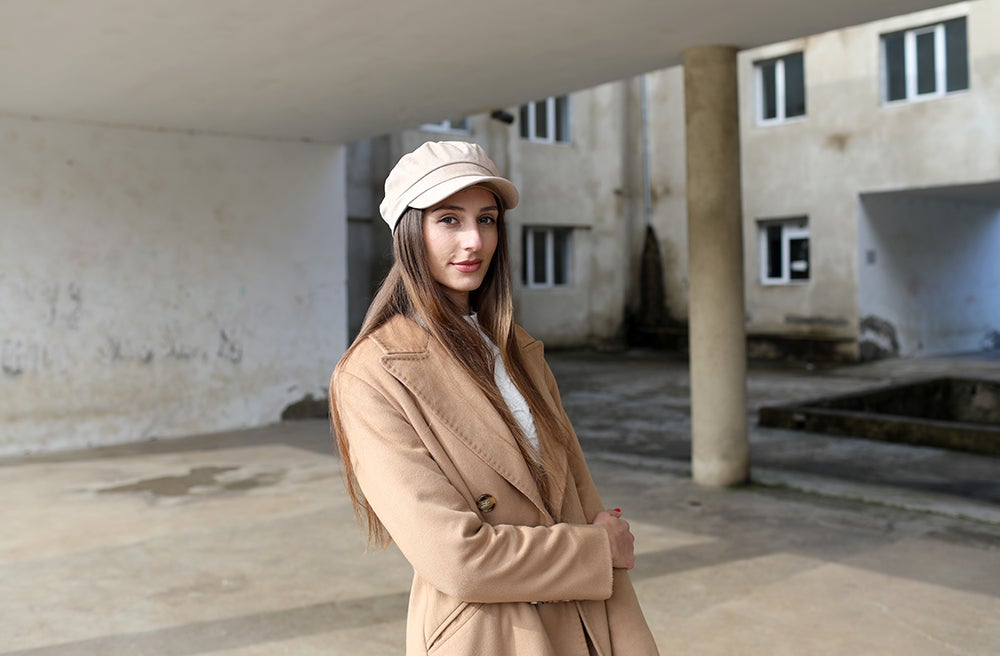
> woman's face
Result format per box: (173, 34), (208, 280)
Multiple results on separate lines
(422, 186), (499, 313)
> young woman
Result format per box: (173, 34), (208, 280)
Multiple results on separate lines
(330, 141), (658, 655)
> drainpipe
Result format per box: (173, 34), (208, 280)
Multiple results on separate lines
(640, 74), (652, 227)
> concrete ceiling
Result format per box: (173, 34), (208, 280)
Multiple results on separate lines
(0, 0), (952, 143)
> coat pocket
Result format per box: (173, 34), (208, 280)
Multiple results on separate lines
(426, 601), (482, 653)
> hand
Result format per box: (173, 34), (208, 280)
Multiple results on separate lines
(592, 508), (635, 570)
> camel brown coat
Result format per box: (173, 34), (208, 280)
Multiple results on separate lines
(331, 315), (659, 655)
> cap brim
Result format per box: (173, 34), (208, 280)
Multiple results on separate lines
(408, 174), (519, 212)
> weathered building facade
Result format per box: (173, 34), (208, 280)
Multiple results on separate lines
(1, 0), (965, 460)
(352, 0), (999, 360)
(738, 0), (1000, 359)
(347, 86), (639, 349)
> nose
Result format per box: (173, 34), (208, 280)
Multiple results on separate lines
(460, 223), (483, 252)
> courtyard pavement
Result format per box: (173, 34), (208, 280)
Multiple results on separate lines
(2, 351), (999, 655)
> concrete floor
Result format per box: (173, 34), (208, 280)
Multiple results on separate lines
(2, 352), (999, 655)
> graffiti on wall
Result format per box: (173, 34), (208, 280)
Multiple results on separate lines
(217, 329), (243, 364)
(3, 280), (248, 379)
(96, 335), (155, 365)
(42, 281), (83, 330)
(1, 339), (49, 377)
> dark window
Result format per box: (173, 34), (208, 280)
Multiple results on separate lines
(882, 17), (968, 103)
(884, 32), (906, 101)
(916, 30), (937, 95)
(760, 219), (810, 284)
(531, 230), (547, 285)
(760, 61), (778, 120)
(766, 225), (783, 280)
(535, 100), (548, 140)
(553, 228), (570, 286)
(789, 237), (810, 280)
(523, 226), (573, 287)
(755, 52), (805, 123)
(519, 96), (571, 143)
(945, 18), (969, 92)
(784, 52), (806, 118)
(555, 96), (570, 143)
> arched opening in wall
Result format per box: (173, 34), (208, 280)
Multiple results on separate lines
(857, 181), (1000, 360)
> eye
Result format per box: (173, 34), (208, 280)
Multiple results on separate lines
(437, 215), (459, 225)
(478, 215), (497, 225)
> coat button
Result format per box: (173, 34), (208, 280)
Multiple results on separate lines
(477, 494), (497, 513)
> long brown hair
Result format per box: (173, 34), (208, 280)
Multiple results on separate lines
(331, 203), (577, 547)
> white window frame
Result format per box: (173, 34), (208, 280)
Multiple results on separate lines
(419, 118), (471, 133)
(759, 218), (810, 285)
(881, 19), (967, 104)
(520, 96), (571, 144)
(523, 226), (572, 288)
(908, 24), (946, 100)
(754, 53), (805, 125)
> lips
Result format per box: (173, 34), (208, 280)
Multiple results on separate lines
(452, 259), (482, 273)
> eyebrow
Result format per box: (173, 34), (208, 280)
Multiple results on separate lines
(430, 203), (499, 213)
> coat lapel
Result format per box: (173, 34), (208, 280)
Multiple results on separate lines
(377, 321), (553, 520)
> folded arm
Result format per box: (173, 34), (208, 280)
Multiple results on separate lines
(333, 368), (615, 604)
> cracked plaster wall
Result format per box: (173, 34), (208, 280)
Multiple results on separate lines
(0, 114), (347, 455)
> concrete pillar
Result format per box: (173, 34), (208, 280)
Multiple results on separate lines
(682, 46), (749, 487)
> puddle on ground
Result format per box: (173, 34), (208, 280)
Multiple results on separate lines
(98, 466), (284, 497)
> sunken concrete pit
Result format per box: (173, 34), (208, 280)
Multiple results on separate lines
(759, 378), (1000, 457)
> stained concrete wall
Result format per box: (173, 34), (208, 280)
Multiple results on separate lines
(739, 0), (1000, 357)
(587, 0), (1000, 357)
(0, 114), (347, 455)
(859, 193), (1000, 355)
(347, 1), (1000, 359)
(346, 137), (393, 339)
(348, 84), (632, 348)
(511, 83), (629, 347)
(632, 68), (690, 323)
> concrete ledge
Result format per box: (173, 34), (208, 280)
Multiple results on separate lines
(591, 452), (1000, 526)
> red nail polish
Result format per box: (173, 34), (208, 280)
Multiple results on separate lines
(614, 508), (621, 513)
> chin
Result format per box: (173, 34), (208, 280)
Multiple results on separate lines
(452, 278), (486, 293)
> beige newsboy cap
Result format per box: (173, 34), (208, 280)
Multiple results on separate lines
(379, 141), (519, 231)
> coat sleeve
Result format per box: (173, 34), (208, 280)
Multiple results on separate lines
(538, 357), (663, 655)
(332, 367), (614, 605)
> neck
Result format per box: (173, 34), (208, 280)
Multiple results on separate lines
(445, 289), (471, 315)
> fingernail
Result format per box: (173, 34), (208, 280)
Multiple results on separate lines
(614, 507), (622, 513)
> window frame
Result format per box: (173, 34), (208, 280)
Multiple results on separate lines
(754, 52), (806, 125)
(759, 218), (810, 285)
(522, 226), (572, 288)
(419, 118), (471, 134)
(519, 96), (571, 144)
(881, 17), (968, 104)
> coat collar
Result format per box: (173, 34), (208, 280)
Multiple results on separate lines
(370, 315), (568, 522)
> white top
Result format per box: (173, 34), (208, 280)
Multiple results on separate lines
(465, 314), (540, 455)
